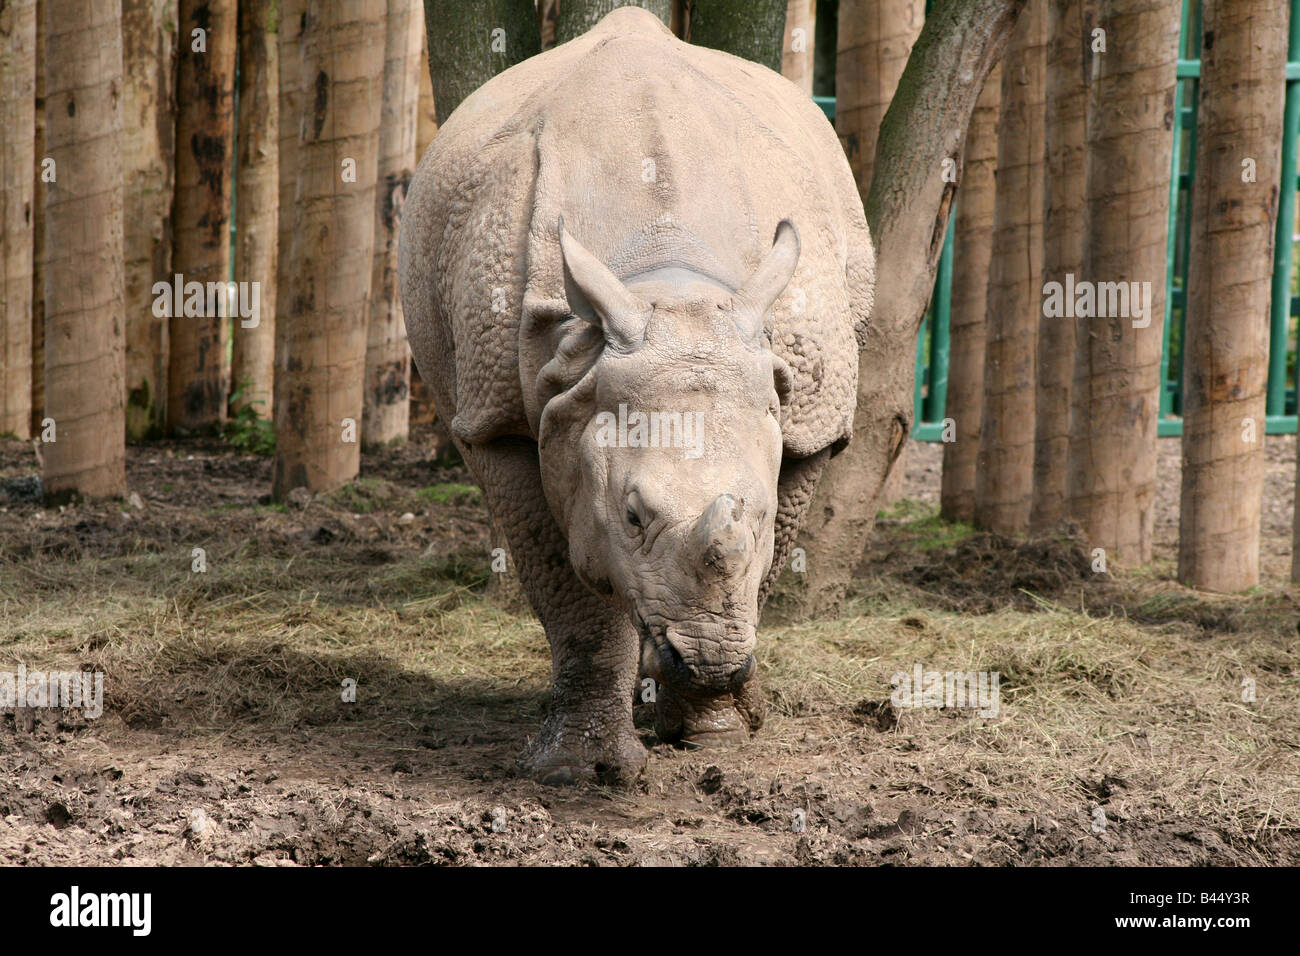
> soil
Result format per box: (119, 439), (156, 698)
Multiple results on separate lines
(0, 430), (1295, 866)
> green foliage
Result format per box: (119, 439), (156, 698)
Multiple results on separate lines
(905, 514), (978, 551)
(330, 479), (391, 514)
(224, 381), (275, 456)
(876, 498), (976, 551)
(417, 483), (482, 506)
(876, 496), (932, 522)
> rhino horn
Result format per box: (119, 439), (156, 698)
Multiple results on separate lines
(559, 219), (650, 352)
(690, 494), (751, 580)
(734, 219), (800, 343)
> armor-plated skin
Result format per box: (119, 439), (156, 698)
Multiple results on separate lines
(399, 7), (873, 784)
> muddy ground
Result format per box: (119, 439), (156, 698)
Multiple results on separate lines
(0, 430), (1296, 866)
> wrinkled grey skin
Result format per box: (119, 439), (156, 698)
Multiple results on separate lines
(398, 8), (873, 785)
(546, 221), (798, 748)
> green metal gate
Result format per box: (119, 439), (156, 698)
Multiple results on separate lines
(819, 0), (1300, 441)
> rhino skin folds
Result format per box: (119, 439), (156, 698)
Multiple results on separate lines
(399, 6), (874, 785)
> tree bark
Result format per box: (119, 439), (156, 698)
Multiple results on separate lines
(940, 63), (1000, 523)
(423, 0), (539, 125)
(275, 0), (306, 437)
(272, 0), (387, 498)
(686, 0), (787, 71)
(415, 20), (437, 157)
(411, 17), (450, 474)
(1066, 0), (1179, 566)
(780, 0), (816, 95)
(122, 0), (178, 439)
(791, 0), (1026, 617)
(232, 0), (279, 422)
(1178, 0), (1285, 590)
(539, 0), (557, 49)
(42, 0), (127, 501)
(1030, 0), (1093, 530)
(836, 0), (924, 507)
(1, 0), (36, 439)
(169, 0), (237, 433)
(974, 0), (1045, 535)
(364, 0), (422, 448)
(29, 0), (45, 436)
(556, 0), (671, 43)
(836, 0), (924, 232)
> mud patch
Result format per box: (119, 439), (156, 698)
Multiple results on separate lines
(864, 527), (1103, 613)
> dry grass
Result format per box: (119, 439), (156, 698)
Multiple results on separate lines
(0, 434), (1296, 863)
(760, 588), (1299, 845)
(2, 505), (1296, 851)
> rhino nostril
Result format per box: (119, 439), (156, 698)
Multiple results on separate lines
(661, 640), (688, 679)
(729, 654), (756, 691)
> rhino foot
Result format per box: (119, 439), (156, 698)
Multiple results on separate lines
(517, 713), (647, 787)
(655, 675), (765, 748)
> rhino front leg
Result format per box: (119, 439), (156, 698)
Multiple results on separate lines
(459, 438), (646, 786)
(760, 447), (832, 610)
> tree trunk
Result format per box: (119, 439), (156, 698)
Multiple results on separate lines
(1066, 0), (1179, 567)
(780, 0), (816, 95)
(272, 0), (387, 498)
(540, 0), (558, 49)
(836, 0), (924, 232)
(686, 0), (786, 71)
(423, 0), (539, 125)
(1179, 0), (1285, 590)
(557, 0), (671, 43)
(1030, 0), (1092, 530)
(415, 23), (438, 157)
(29, 0), (45, 437)
(939, 63), (1000, 523)
(276, 0), (306, 437)
(42, 0), (127, 501)
(122, 0), (178, 439)
(411, 19), (449, 472)
(1, 0), (36, 439)
(232, 0), (279, 421)
(364, 0), (422, 448)
(973, 0), (1045, 535)
(169, 0), (237, 433)
(836, 0), (924, 508)
(790, 0), (1026, 618)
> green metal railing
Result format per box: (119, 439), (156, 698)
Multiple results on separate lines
(1145, 0), (1299, 437)
(819, 0), (1300, 441)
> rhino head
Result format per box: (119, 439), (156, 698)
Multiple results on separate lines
(534, 220), (799, 741)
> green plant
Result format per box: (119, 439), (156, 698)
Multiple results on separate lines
(416, 483), (482, 506)
(224, 381), (275, 456)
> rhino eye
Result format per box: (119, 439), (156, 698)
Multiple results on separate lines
(625, 490), (650, 535)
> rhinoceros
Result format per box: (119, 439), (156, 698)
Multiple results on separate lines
(399, 6), (873, 785)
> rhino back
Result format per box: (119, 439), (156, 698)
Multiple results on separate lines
(400, 6), (873, 456)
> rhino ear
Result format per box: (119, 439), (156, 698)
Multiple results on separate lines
(559, 220), (650, 352)
(735, 219), (800, 342)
